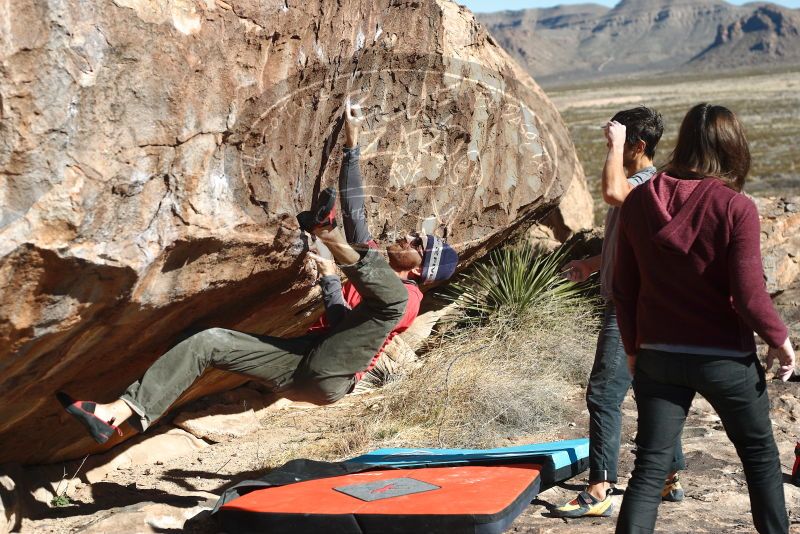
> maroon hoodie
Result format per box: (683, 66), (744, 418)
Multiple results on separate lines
(612, 172), (788, 356)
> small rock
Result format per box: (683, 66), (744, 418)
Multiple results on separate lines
(0, 472), (22, 534)
(76, 499), (215, 534)
(30, 486), (54, 507)
(777, 394), (800, 420)
(682, 426), (712, 439)
(690, 396), (715, 415)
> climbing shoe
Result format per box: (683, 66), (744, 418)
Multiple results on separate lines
(56, 392), (122, 444)
(297, 187), (337, 232)
(791, 442), (800, 487)
(662, 475), (685, 502)
(552, 489), (613, 518)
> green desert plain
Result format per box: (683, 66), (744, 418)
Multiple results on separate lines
(546, 67), (800, 225)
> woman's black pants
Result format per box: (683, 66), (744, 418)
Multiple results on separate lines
(616, 349), (788, 534)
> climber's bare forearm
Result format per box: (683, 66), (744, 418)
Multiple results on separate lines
(313, 226), (361, 265)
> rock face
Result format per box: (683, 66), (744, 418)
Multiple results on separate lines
(758, 196), (800, 295)
(0, 0), (588, 464)
(759, 196), (800, 341)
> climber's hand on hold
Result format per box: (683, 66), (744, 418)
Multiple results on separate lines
(307, 251), (337, 277)
(344, 97), (365, 148)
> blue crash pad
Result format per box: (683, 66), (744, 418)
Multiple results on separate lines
(349, 438), (589, 486)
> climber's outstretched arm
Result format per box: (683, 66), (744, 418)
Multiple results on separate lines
(340, 98), (373, 245)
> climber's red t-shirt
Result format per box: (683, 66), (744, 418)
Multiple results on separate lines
(306, 280), (423, 382)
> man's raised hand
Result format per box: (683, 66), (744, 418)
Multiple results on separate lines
(603, 120), (626, 152)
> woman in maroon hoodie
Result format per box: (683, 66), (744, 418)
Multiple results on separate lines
(612, 103), (796, 534)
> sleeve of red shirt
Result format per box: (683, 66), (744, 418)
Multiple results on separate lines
(612, 198), (641, 356)
(727, 195), (788, 348)
(354, 284), (423, 381)
(399, 285), (423, 330)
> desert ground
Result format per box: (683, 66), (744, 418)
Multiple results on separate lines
(21, 380), (800, 533)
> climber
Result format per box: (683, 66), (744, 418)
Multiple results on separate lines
(58, 98), (459, 444)
(553, 107), (686, 519)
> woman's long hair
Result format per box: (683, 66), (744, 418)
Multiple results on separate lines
(663, 103), (751, 192)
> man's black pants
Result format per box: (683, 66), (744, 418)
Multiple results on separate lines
(586, 303), (684, 483)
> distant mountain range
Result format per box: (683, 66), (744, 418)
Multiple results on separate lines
(477, 0), (800, 85)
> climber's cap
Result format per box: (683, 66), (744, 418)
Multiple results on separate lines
(418, 234), (458, 284)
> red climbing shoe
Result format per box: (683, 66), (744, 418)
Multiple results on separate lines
(297, 187), (337, 232)
(792, 442), (800, 487)
(56, 392), (123, 444)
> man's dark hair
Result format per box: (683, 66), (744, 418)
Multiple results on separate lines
(611, 106), (664, 159)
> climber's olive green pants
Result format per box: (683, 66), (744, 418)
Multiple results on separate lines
(121, 248), (408, 431)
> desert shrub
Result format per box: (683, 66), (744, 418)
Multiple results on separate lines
(447, 242), (586, 321)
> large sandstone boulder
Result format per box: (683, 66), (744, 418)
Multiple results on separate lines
(0, 0), (588, 464)
(756, 196), (800, 295)
(758, 196), (800, 341)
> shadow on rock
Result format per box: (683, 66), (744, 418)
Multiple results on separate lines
(160, 467), (272, 494)
(30, 481), (206, 520)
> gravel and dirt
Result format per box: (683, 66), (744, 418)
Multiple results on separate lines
(18, 375), (800, 533)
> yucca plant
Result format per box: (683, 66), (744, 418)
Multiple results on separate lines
(447, 241), (585, 320)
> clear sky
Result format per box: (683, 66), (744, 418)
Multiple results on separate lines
(462, 0), (800, 12)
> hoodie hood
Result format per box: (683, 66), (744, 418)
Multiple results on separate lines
(642, 173), (722, 254)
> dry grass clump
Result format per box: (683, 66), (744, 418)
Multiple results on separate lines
(358, 297), (598, 449)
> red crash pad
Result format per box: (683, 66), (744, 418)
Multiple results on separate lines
(219, 463), (542, 533)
